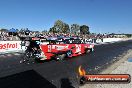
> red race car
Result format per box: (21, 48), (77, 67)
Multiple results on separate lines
(20, 37), (94, 63)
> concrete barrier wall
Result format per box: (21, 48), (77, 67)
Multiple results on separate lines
(103, 38), (122, 43)
(0, 41), (26, 53)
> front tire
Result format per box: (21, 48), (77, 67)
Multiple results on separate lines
(66, 50), (72, 57)
(20, 51), (34, 64)
(85, 48), (94, 54)
(56, 54), (66, 61)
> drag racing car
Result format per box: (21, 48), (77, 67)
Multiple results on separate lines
(20, 37), (94, 63)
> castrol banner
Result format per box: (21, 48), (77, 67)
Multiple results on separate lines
(0, 41), (25, 53)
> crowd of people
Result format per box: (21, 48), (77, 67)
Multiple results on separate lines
(0, 30), (124, 41)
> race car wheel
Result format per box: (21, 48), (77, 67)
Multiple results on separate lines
(56, 54), (66, 61)
(66, 50), (72, 57)
(85, 49), (90, 54)
(20, 52), (34, 64)
(85, 48), (94, 54)
(26, 52), (32, 58)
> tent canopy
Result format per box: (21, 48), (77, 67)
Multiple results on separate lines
(8, 28), (17, 32)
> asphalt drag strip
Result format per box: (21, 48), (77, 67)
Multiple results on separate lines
(0, 40), (132, 88)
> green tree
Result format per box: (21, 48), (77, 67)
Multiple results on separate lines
(80, 25), (90, 34)
(71, 24), (80, 34)
(126, 34), (132, 38)
(53, 20), (70, 33)
(0, 28), (8, 32)
(62, 23), (70, 33)
(54, 20), (64, 33)
(49, 27), (57, 33)
(42, 30), (47, 33)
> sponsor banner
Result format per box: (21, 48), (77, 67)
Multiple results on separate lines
(83, 38), (122, 44)
(0, 41), (26, 53)
(82, 39), (103, 44)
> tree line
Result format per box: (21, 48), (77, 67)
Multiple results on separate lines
(0, 20), (90, 34)
(49, 20), (90, 34)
